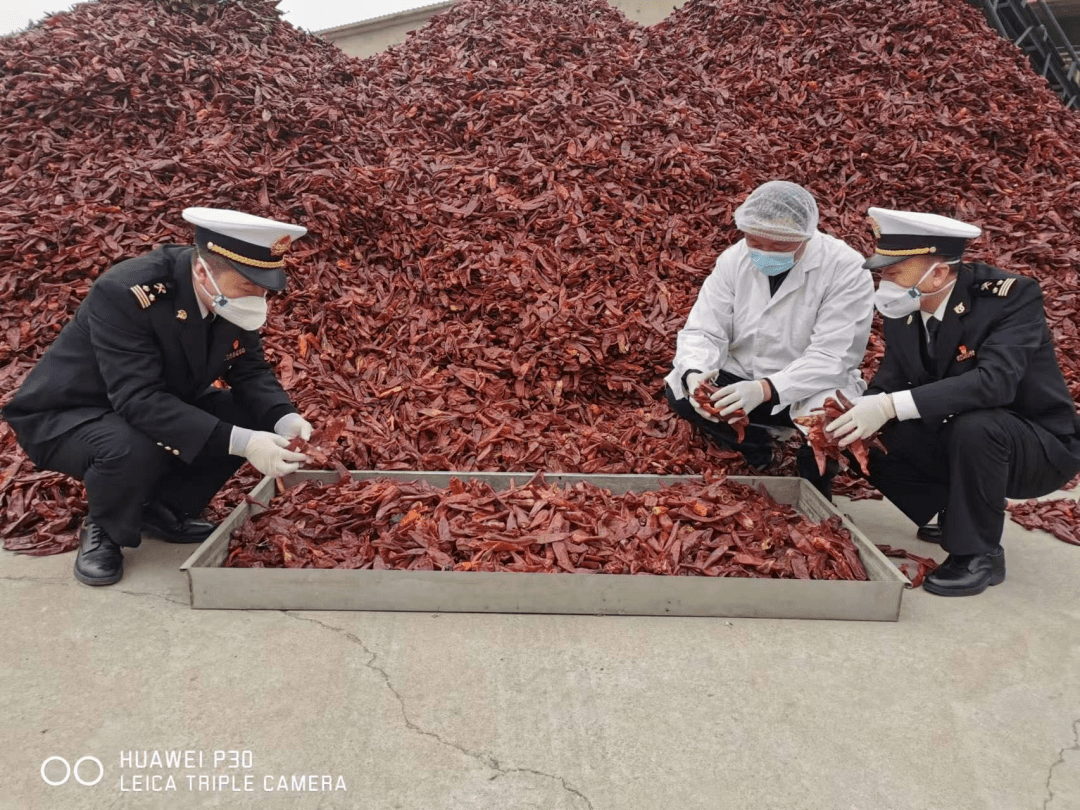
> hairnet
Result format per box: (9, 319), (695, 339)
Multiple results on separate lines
(733, 181), (819, 241)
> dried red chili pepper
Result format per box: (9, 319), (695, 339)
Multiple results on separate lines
(793, 391), (887, 476)
(225, 473), (871, 581)
(5, 0), (1080, 554)
(875, 545), (939, 588)
(286, 416), (349, 468)
(1007, 498), (1080, 546)
(693, 381), (749, 443)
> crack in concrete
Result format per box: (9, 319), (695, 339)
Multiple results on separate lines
(112, 587), (188, 606)
(0, 573), (189, 605)
(283, 612), (593, 810)
(0, 574), (69, 584)
(1044, 718), (1080, 809)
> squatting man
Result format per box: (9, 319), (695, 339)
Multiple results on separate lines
(665, 180), (875, 499)
(827, 207), (1080, 597)
(3, 208), (315, 586)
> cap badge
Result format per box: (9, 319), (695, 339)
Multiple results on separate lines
(953, 301), (966, 315)
(270, 235), (292, 256)
(869, 216), (881, 239)
(176, 309), (188, 321)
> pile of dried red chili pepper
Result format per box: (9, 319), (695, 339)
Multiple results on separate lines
(226, 472), (870, 579)
(2, 0), (1079, 556)
(1006, 498), (1080, 547)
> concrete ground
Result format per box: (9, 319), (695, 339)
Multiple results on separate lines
(2, 492), (1078, 810)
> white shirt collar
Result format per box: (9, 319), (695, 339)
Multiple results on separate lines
(191, 270), (211, 319)
(921, 286), (953, 325)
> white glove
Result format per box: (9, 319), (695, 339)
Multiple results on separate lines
(237, 431), (309, 477)
(713, 379), (769, 417)
(826, 393), (896, 448)
(274, 412), (313, 441)
(685, 370), (719, 422)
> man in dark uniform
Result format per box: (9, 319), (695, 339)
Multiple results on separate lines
(2, 208), (313, 586)
(828, 208), (1080, 597)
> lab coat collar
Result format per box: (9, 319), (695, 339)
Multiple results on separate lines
(765, 231), (820, 308)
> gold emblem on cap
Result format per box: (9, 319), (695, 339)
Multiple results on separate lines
(208, 241), (284, 269)
(177, 309), (188, 321)
(876, 246), (936, 257)
(954, 301), (966, 314)
(869, 216), (881, 239)
(270, 235), (292, 256)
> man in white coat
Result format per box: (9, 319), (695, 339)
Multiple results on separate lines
(664, 181), (875, 497)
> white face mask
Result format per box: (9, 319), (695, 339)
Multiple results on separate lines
(196, 260), (268, 331)
(873, 263), (956, 319)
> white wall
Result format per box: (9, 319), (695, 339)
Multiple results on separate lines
(320, 0), (690, 59)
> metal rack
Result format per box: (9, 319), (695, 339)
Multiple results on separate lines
(972, 0), (1080, 108)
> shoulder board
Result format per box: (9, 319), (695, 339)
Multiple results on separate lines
(971, 277), (1019, 298)
(129, 279), (175, 309)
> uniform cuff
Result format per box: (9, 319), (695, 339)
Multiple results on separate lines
(203, 421), (235, 457)
(891, 390), (920, 421)
(228, 426), (254, 457)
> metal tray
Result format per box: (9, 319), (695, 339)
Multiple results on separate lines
(180, 471), (909, 621)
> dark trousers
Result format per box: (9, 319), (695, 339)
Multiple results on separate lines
(36, 389), (256, 548)
(664, 372), (835, 496)
(867, 409), (1077, 555)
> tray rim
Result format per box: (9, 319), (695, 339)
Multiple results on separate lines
(180, 470), (908, 620)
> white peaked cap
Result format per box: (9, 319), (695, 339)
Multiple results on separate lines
(864, 207), (981, 269)
(182, 207), (307, 291)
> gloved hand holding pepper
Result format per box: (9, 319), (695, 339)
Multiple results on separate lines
(713, 379), (769, 417)
(274, 412), (313, 441)
(685, 370), (720, 422)
(826, 393), (896, 447)
(230, 428), (309, 477)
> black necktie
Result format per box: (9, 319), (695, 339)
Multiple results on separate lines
(925, 317), (940, 359)
(206, 313), (222, 364)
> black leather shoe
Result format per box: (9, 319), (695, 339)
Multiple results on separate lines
(922, 548), (1005, 597)
(917, 510), (946, 544)
(74, 521), (123, 586)
(916, 524), (942, 544)
(142, 500), (218, 544)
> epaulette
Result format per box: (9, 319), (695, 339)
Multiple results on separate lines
(972, 278), (1019, 298)
(129, 279), (175, 309)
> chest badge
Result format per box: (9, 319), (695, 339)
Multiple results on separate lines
(953, 301), (966, 315)
(176, 309), (187, 321)
(956, 345), (976, 362)
(224, 340), (247, 361)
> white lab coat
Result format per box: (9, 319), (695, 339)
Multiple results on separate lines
(664, 231), (875, 421)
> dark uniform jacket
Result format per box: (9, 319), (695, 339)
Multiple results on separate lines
(867, 262), (1080, 473)
(3, 245), (295, 465)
